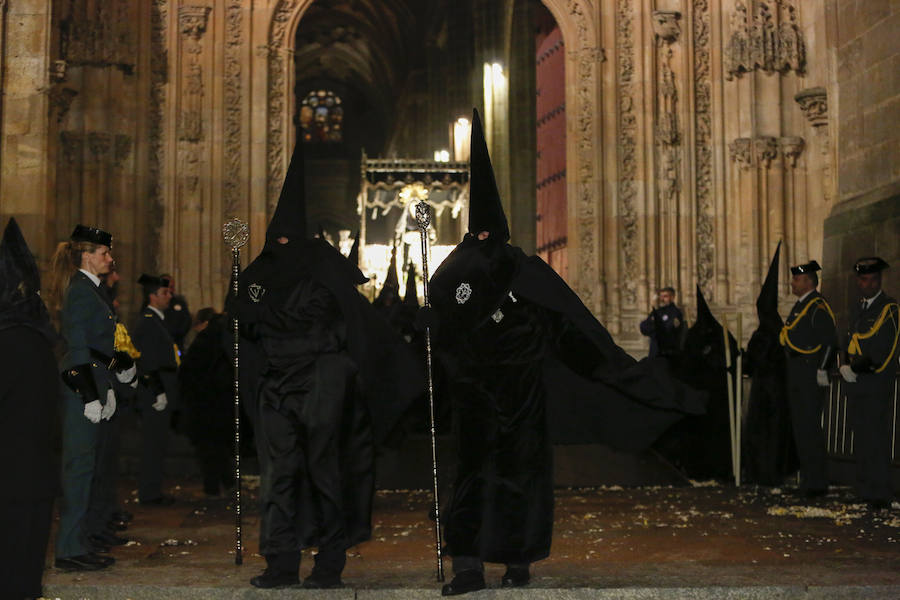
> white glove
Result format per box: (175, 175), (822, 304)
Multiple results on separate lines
(152, 392), (168, 412)
(101, 388), (117, 420)
(839, 364), (857, 383)
(116, 364), (137, 384)
(83, 400), (102, 423)
(816, 369), (829, 387)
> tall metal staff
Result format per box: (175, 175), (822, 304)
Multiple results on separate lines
(414, 199), (444, 582)
(223, 217), (249, 565)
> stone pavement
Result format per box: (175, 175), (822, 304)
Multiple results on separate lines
(38, 478), (900, 599)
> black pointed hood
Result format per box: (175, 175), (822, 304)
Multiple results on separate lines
(402, 263), (419, 308)
(468, 108), (509, 242)
(695, 285), (716, 329)
(266, 140), (308, 241)
(383, 244), (399, 291)
(348, 230), (360, 267)
(756, 242), (783, 330)
(0, 218), (55, 340)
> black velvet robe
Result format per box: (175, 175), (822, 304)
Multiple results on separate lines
(430, 237), (706, 564)
(234, 239), (423, 554)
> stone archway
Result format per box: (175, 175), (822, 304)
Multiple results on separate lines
(254, 0), (603, 311)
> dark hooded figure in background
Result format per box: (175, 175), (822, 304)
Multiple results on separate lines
(743, 242), (797, 486)
(426, 109), (707, 596)
(229, 138), (423, 589)
(653, 286), (738, 480)
(0, 218), (60, 599)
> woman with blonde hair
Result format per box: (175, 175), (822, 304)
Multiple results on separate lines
(47, 224), (136, 572)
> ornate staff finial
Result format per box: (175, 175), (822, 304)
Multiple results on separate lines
(222, 217), (249, 250)
(415, 202), (431, 231)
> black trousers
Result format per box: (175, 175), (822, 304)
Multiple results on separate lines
(258, 353), (371, 557)
(846, 374), (895, 502)
(785, 358), (828, 492)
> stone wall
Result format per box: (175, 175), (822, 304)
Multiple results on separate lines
(822, 0), (900, 329)
(0, 0), (53, 259)
(1, 0), (897, 351)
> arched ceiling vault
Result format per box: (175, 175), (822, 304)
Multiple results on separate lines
(293, 0), (428, 148)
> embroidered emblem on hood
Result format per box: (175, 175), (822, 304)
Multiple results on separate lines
(248, 283), (266, 304)
(455, 282), (472, 304)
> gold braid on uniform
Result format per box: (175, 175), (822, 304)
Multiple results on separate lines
(847, 302), (900, 373)
(115, 322), (142, 359)
(779, 297), (836, 354)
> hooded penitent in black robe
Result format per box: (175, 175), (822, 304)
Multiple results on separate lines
(653, 286), (738, 480)
(0, 218), (60, 599)
(429, 110), (707, 566)
(233, 139), (423, 567)
(743, 242), (797, 485)
(179, 313), (233, 496)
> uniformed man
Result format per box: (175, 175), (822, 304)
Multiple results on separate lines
(778, 260), (837, 497)
(639, 287), (685, 358)
(132, 274), (180, 505)
(160, 273), (191, 350)
(839, 257), (899, 510)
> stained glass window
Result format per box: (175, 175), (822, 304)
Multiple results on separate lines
(299, 89), (344, 143)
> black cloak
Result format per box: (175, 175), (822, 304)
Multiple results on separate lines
(743, 242), (797, 485)
(428, 109), (706, 565)
(654, 286), (738, 480)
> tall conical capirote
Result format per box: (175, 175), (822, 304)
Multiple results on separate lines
(0, 217), (54, 339)
(695, 284), (716, 327)
(383, 243), (399, 290)
(348, 230), (360, 267)
(266, 139), (308, 241)
(756, 241), (782, 325)
(0, 218), (40, 295)
(403, 262), (419, 307)
(467, 108), (510, 242)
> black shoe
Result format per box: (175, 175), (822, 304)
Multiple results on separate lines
(302, 571), (343, 589)
(89, 532), (129, 547)
(55, 553), (112, 571)
(112, 509), (133, 523)
(867, 499), (891, 511)
(249, 568), (300, 589)
(442, 570), (486, 596)
(141, 495), (176, 506)
(89, 552), (116, 567)
(501, 566), (530, 588)
(107, 519), (128, 532)
(802, 488), (827, 500)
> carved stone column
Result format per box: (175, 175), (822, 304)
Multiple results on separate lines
(86, 131), (112, 227)
(652, 10), (685, 303)
(173, 5), (211, 305)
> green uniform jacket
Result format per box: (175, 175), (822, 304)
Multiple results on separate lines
(60, 271), (116, 400)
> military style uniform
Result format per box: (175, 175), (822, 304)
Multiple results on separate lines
(56, 270), (117, 559)
(844, 288), (899, 504)
(639, 303), (685, 358)
(779, 288), (837, 493)
(132, 305), (180, 503)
